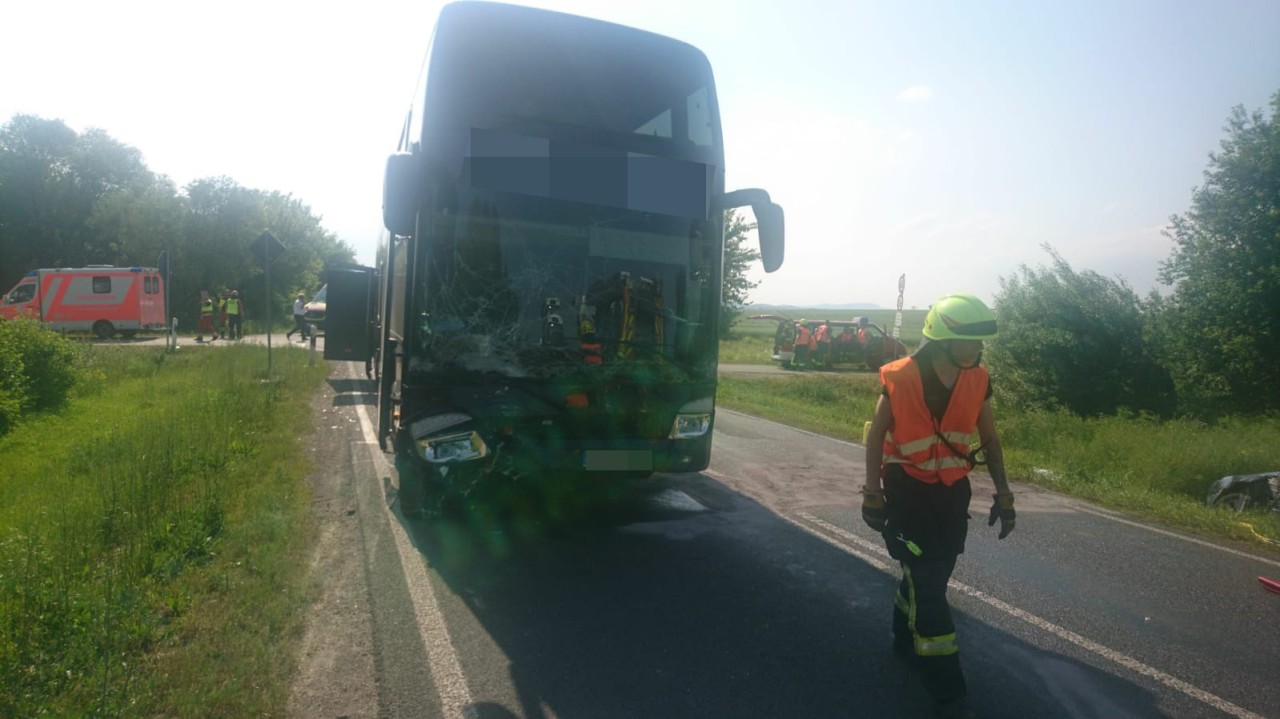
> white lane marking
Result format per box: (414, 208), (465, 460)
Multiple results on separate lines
(789, 511), (1266, 719)
(1071, 505), (1280, 569)
(715, 410), (1280, 566)
(353, 389), (474, 718)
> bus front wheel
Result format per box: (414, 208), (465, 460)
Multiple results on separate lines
(93, 320), (115, 340)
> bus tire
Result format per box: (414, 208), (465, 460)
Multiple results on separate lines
(93, 320), (115, 340)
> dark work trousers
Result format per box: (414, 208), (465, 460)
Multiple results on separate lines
(882, 465), (972, 705)
(289, 313), (305, 338)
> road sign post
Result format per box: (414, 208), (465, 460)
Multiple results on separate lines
(250, 230), (287, 374)
(892, 273), (905, 360)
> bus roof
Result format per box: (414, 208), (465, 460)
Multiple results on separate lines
(419, 1), (722, 165)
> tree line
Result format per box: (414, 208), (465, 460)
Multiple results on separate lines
(0, 114), (355, 330)
(988, 91), (1279, 419)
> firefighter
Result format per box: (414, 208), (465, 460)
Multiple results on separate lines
(856, 316), (870, 347)
(861, 293), (1014, 719)
(225, 290), (244, 340)
(815, 320), (832, 368)
(197, 293), (216, 342)
(794, 320), (811, 369)
(217, 290), (230, 338)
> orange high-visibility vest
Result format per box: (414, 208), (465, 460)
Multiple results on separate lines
(795, 324), (812, 345)
(880, 355), (988, 486)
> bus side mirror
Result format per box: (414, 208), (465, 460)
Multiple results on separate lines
(722, 188), (786, 274)
(754, 202), (784, 273)
(383, 153), (421, 237)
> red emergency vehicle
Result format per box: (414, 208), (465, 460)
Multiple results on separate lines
(0, 266), (167, 339)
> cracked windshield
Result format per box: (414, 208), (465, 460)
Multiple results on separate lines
(410, 192), (717, 383)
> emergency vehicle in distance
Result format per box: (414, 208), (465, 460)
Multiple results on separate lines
(749, 314), (910, 370)
(0, 266), (167, 339)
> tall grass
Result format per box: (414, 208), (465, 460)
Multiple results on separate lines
(716, 374), (1280, 549)
(718, 335), (775, 364)
(718, 374), (882, 439)
(997, 410), (1280, 541)
(0, 344), (328, 716)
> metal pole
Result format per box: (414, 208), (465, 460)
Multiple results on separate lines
(265, 253), (273, 375)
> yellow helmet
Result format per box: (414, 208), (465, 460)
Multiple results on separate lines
(922, 294), (997, 341)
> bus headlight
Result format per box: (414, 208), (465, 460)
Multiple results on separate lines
(418, 431), (489, 463)
(670, 397), (713, 439)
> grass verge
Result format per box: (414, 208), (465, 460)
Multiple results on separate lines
(716, 374), (1280, 553)
(0, 344), (329, 717)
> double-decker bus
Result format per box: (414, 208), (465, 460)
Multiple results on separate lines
(331, 1), (784, 516)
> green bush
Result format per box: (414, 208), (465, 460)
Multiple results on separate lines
(988, 247), (1175, 417)
(0, 319), (84, 430)
(0, 338), (24, 434)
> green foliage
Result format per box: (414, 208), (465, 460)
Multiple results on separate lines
(1156, 91), (1280, 415)
(718, 373), (882, 438)
(0, 319), (84, 434)
(0, 115), (355, 333)
(988, 246), (1174, 417)
(0, 335), (22, 434)
(720, 209), (761, 338)
(0, 345), (327, 716)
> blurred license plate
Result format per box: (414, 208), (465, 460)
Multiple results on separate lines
(583, 450), (653, 471)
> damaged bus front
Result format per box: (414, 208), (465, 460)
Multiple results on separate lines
(335, 2), (784, 516)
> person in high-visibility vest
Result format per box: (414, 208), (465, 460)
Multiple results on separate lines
(814, 320), (831, 368)
(197, 293), (216, 342)
(793, 320), (812, 369)
(860, 294), (1014, 718)
(217, 290), (230, 338)
(225, 290), (244, 340)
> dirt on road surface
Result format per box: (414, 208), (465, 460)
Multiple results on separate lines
(287, 373), (379, 718)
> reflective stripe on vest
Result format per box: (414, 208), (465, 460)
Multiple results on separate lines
(880, 355), (987, 486)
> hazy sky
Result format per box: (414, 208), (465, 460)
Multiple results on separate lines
(3, 0), (1277, 308)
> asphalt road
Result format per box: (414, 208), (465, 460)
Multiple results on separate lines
(286, 360), (1279, 719)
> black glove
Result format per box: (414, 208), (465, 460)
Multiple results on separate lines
(862, 488), (887, 533)
(988, 493), (1016, 539)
